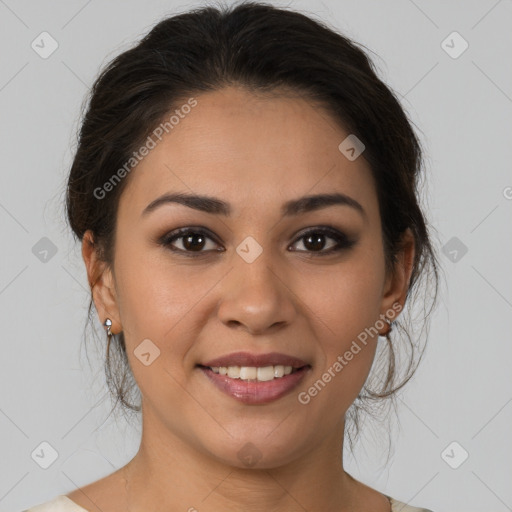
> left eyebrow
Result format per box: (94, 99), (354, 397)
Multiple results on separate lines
(282, 192), (366, 220)
(141, 192), (366, 220)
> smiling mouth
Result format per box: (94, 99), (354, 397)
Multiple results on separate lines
(197, 364), (309, 382)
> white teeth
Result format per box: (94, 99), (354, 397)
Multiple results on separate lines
(209, 365), (297, 381)
(227, 366), (240, 379)
(240, 366), (257, 380)
(257, 366), (275, 381)
(274, 365), (284, 378)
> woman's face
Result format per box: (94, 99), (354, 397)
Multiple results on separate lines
(86, 86), (411, 469)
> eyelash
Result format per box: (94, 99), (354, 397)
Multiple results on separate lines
(158, 226), (356, 257)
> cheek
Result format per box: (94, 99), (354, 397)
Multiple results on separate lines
(113, 245), (219, 366)
(308, 252), (385, 340)
(112, 254), (195, 407)
(301, 250), (385, 397)
(110, 246), (233, 436)
(114, 238), (191, 328)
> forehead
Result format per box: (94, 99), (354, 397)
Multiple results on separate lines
(118, 86), (377, 219)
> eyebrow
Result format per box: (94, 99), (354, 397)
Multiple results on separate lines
(141, 191), (366, 220)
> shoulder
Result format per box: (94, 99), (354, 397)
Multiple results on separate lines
(387, 495), (434, 512)
(20, 495), (89, 512)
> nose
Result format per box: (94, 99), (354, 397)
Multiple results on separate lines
(217, 251), (297, 336)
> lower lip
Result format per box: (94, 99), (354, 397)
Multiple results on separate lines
(198, 366), (310, 405)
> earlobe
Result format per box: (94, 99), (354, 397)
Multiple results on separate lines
(82, 230), (122, 334)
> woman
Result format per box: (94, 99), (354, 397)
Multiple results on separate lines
(24, 2), (439, 511)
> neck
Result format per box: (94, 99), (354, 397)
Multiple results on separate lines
(122, 405), (360, 512)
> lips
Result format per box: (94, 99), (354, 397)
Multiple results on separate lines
(197, 351), (311, 404)
(200, 351), (309, 369)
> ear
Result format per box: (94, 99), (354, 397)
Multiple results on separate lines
(82, 230), (122, 334)
(380, 228), (415, 321)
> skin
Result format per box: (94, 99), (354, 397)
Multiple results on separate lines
(71, 86), (414, 512)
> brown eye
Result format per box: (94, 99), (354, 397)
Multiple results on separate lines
(160, 228), (222, 254)
(299, 233), (334, 251)
(159, 225), (356, 257)
(180, 232), (207, 251)
(290, 227), (356, 255)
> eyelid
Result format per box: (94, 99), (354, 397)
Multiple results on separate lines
(288, 225), (356, 254)
(158, 224), (356, 257)
(158, 226), (223, 252)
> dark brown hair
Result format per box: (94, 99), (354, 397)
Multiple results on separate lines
(66, 0), (440, 457)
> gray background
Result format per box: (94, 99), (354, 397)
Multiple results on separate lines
(1, 1), (511, 511)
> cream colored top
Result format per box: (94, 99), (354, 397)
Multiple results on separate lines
(22, 494), (434, 511)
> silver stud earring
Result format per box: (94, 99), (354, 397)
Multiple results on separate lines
(103, 318), (112, 337)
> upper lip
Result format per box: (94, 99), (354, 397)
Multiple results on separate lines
(200, 351), (309, 368)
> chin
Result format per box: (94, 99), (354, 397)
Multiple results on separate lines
(199, 429), (309, 470)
